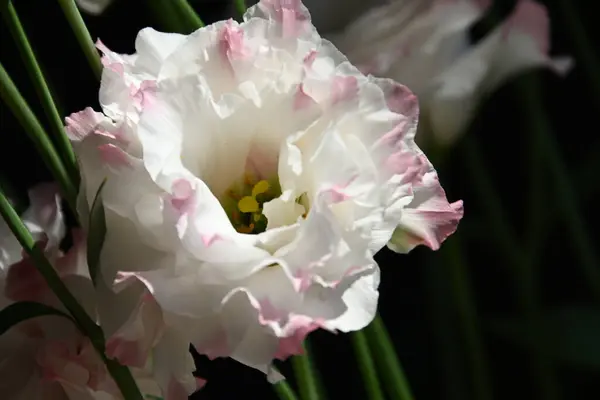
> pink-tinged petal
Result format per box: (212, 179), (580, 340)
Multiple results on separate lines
(36, 339), (108, 392)
(105, 338), (143, 367)
(131, 80), (158, 111)
(65, 107), (105, 141)
(249, 0), (311, 38)
(380, 81), (419, 120)
(95, 39), (125, 74)
(503, 0), (549, 53)
(166, 377), (189, 400)
(98, 143), (132, 168)
(201, 233), (222, 247)
(5, 254), (47, 302)
(292, 267), (312, 293)
(195, 377), (207, 390)
(273, 315), (324, 360)
(330, 76), (358, 105)
(219, 20), (248, 63)
(105, 290), (164, 368)
(113, 271), (155, 294)
(303, 49), (317, 67)
(194, 330), (230, 360)
(389, 172), (464, 253)
(293, 84), (315, 110)
(169, 179), (196, 215)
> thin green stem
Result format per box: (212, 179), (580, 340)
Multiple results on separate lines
(522, 81), (545, 264)
(463, 138), (559, 400)
(1, 2), (78, 183)
(0, 62), (77, 214)
(443, 237), (494, 400)
(274, 379), (300, 400)
(521, 74), (600, 302)
(148, 0), (188, 34)
(234, 0), (247, 18)
(171, 0), (204, 29)
(423, 258), (469, 400)
(351, 330), (385, 400)
(56, 0), (102, 79)
(363, 314), (414, 400)
(0, 190), (143, 400)
(525, 137), (600, 262)
(291, 344), (321, 400)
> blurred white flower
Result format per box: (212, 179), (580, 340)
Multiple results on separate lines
(67, 0), (462, 378)
(328, 0), (572, 147)
(75, 0), (114, 16)
(0, 184), (201, 399)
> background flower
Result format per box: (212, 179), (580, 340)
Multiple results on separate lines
(0, 184), (201, 399)
(328, 0), (572, 147)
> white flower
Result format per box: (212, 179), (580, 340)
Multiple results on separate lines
(75, 0), (114, 15)
(328, 0), (572, 146)
(67, 0), (462, 378)
(0, 184), (201, 399)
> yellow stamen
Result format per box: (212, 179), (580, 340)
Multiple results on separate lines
(238, 196), (259, 213)
(252, 180), (270, 197)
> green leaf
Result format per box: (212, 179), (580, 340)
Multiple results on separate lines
(0, 301), (73, 336)
(489, 307), (600, 370)
(87, 178), (107, 285)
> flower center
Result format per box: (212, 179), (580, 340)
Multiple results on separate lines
(221, 173), (282, 234)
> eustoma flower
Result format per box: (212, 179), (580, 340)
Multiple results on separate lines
(0, 184), (108, 399)
(67, 0), (462, 378)
(328, 0), (572, 147)
(75, 0), (114, 15)
(0, 184), (200, 399)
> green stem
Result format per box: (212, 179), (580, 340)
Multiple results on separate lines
(443, 237), (494, 400)
(291, 344), (321, 400)
(526, 137), (600, 264)
(351, 330), (385, 400)
(528, 89), (600, 302)
(0, 62), (77, 214)
(463, 138), (559, 400)
(423, 258), (469, 400)
(234, 0), (247, 18)
(171, 0), (204, 30)
(1, 2), (78, 183)
(56, 0), (102, 79)
(363, 314), (414, 400)
(148, 0), (188, 34)
(0, 190), (143, 400)
(274, 379), (300, 400)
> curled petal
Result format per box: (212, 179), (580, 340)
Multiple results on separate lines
(389, 171), (464, 253)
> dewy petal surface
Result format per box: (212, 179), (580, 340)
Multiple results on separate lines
(69, 0), (463, 377)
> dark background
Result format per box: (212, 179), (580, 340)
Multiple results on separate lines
(1, 0), (598, 399)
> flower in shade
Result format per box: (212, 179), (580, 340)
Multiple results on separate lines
(328, 0), (572, 147)
(0, 184), (202, 399)
(67, 0), (462, 378)
(75, 0), (114, 16)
